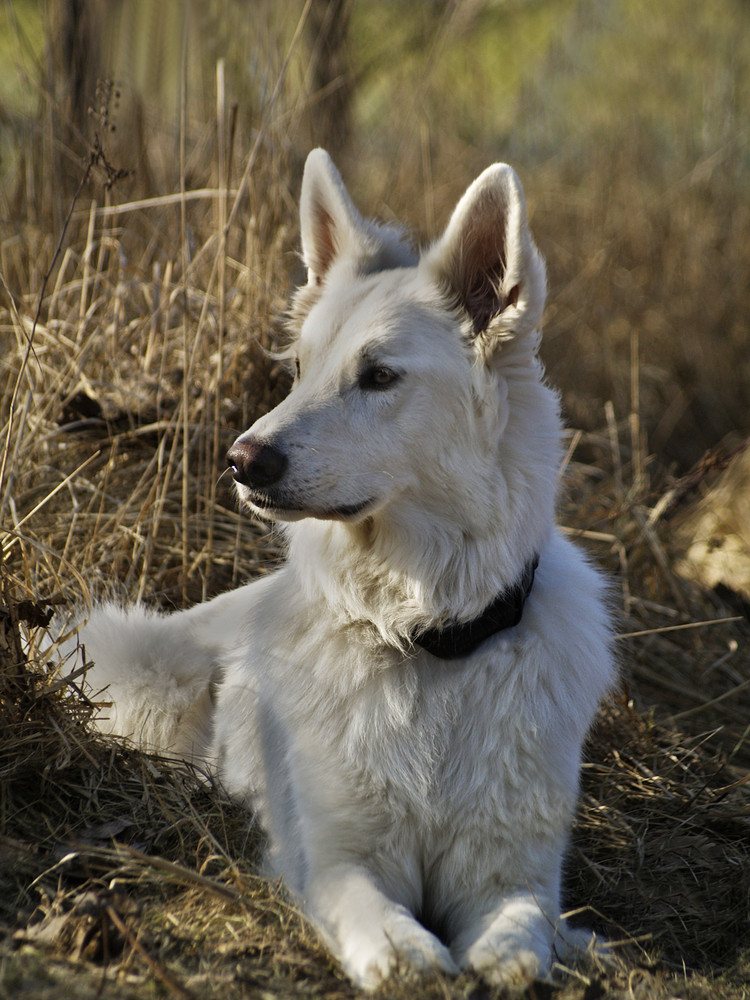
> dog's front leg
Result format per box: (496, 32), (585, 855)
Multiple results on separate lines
(307, 863), (458, 988)
(451, 889), (557, 986)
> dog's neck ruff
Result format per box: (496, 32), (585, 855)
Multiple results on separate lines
(412, 555), (539, 660)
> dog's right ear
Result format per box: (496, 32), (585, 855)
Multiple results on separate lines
(299, 149), (376, 286)
(298, 150), (414, 297)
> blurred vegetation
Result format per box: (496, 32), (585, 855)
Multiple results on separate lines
(1, 1), (749, 998)
(2, 0), (748, 464)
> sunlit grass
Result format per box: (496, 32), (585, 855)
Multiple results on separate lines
(1, 2), (749, 997)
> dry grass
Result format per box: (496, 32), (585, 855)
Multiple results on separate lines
(2, 1), (750, 997)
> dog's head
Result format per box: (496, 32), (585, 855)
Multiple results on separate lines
(227, 149), (551, 529)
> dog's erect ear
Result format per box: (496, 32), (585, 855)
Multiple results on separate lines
(299, 149), (414, 290)
(299, 149), (375, 286)
(422, 164), (546, 344)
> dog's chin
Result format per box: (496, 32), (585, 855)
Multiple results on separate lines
(239, 488), (376, 524)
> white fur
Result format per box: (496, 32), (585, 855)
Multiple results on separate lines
(78, 150), (614, 988)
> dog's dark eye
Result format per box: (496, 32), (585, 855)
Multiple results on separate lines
(294, 357), (301, 380)
(359, 366), (399, 391)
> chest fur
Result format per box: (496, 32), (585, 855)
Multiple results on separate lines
(272, 632), (555, 825)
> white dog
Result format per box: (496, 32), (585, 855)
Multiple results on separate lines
(79, 150), (614, 988)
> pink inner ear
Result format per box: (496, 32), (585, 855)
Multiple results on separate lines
(312, 204), (337, 281)
(459, 228), (508, 335)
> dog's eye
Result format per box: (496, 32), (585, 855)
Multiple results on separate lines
(294, 357), (301, 380)
(359, 366), (399, 391)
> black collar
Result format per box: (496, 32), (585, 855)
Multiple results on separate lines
(412, 555), (538, 660)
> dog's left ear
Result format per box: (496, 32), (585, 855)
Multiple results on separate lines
(422, 164), (546, 346)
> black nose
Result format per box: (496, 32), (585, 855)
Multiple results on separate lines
(226, 439), (288, 488)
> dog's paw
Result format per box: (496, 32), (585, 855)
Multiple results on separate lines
(340, 911), (459, 989)
(455, 898), (554, 987)
(465, 941), (547, 987)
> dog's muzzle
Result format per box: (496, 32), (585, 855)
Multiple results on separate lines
(226, 436), (376, 521)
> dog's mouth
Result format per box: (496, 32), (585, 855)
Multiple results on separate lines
(240, 488), (375, 523)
